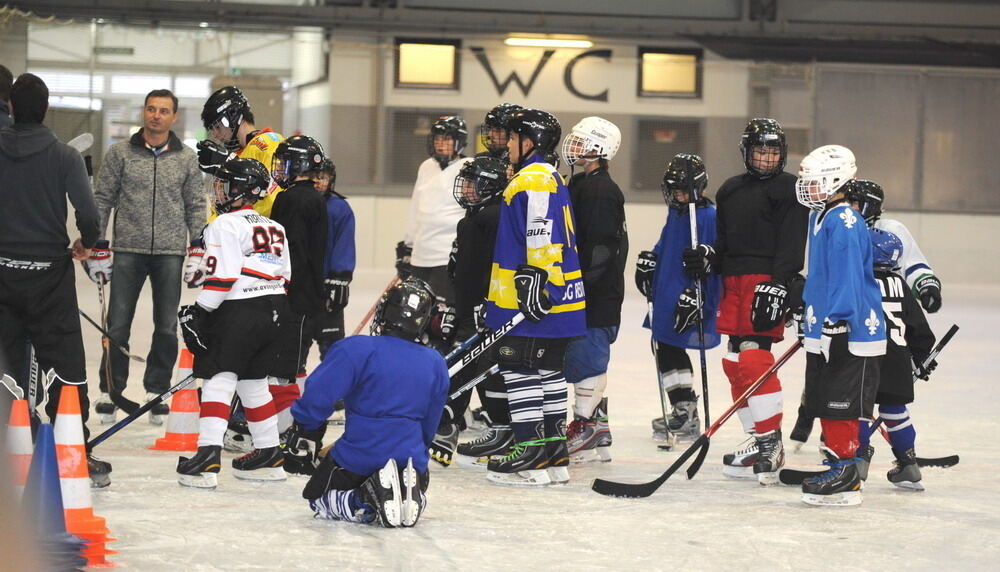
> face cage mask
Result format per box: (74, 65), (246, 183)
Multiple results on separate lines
(213, 178), (241, 214)
(743, 142), (785, 179)
(271, 157), (296, 189)
(795, 177), (839, 212)
(560, 133), (604, 168)
(480, 125), (511, 155)
(209, 114), (242, 152)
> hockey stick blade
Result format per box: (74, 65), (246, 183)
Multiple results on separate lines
(87, 373), (196, 450)
(592, 434), (709, 498)
(685, 437), (711, 479)
(67, 132), (94, 153)
(778, 468), (825, 486)
(109, 390), (141, 415)
(918, 455), (959, 468)
(78, 309), (146, 362)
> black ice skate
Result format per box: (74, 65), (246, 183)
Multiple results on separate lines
(567, 397), (612, 463)
(177, 445), (222, 489)
(486, 424), (551, 487)
(887, 447), (924, 491)
(223, 419), (253, 453)
(753, 430), (785, 485)
(88, 454), (112, 489)
(456, 424), (514, 468)
(544, 418), (570, 484)
(856, 444), (875, 481)
(429, 423), (459, 467)
(232, 446), (287, 481)
(94, 392), (116, 424)
(722, 434), (759, 479)
(652, 399), (700, 442)
(358, 458), (402, 528)
(147, 391), (169, 425)
(801, 450), (863, 507)
(399, 458), (426, 527)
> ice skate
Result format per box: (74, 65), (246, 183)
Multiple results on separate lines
(177, 445), (222, 489)
(801, 450), (863, 507)
(327, 399), (346, 425)
(486, 424), (551, 487)
(88, 454), (112, 489)
(652, 400), (700, 442)
(358, 458), (402, 528)
(789, 408), (813, 452)
(147, 391), (169, 425)
(545, 419), (570, 484)
(399, 458), (425, 527)
(223, 419), (253, 453)
(465, 407), (491, 432)
(232, 446), (287, 481)
(856, 444), (874, 481)
(95, 392), (116, 424)
(753, 430), (784, 485)
(887, 447), (924, 491)
(722, 435), (759, 479)
(567, 398), (612, 463)
(429, 423), (459, 467)
(456, 424), (514, 468)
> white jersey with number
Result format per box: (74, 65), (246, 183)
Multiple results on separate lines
(874, 218), (934, 291)
(197, 207), (292, 310)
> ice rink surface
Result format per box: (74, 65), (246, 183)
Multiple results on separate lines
(67, 270), (999, 570)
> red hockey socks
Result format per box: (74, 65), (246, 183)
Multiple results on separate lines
(738, 349), (783, 435)
(821, 418), (859, 459)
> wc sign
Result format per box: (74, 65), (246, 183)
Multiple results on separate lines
(469, 47), (613, 102)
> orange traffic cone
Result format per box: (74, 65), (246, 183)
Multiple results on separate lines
(150, 349), (199, 451)
(54, 385), (116, 566)
(6, 399), (33, 499)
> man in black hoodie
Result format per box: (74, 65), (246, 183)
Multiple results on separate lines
(0, 65), (12, 129)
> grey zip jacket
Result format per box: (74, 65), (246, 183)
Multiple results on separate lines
(94, 129), (205, 256)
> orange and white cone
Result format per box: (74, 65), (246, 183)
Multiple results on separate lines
(150, 349), (199, 451)
(6, 399), (33, 499)
(54, 385), (116, 566)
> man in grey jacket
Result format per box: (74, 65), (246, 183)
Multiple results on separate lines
(91, 88), (205, 423)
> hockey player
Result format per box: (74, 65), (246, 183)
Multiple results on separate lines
(559, 117), (628, 462)
(285, 278), (449, 527)
(691, 118), (808, 484)
(636, 154), (721, 444)
(795, 145), (885, 507)
(479, 103), (523, 159)
(175, 157), (291, 489)
(314, 157), (356, 358)
(484, 108), (587, 486)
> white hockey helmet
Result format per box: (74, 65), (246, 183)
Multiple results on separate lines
(795, 145), (857, 211)
(560, 116), (621, 166)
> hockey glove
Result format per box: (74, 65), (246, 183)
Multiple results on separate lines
(395, 240), (412, 279)
(635, 250), (657, 299)
(282, 421), (326, 476)
(178, 304), (210, 354)
(913, 355), (938, 381)
(429, 418), (458, 467)
(447, 238), (459, 282)
(183, 238), (207, 288)
(914, 274), (942, 313)
(681, 244), (715, 279)
(473, 302), (490, 336)
(324, 272), (351, 311)
(513, 265), (552, 323)
(84, 240), (113, 284)
(673, 286), (701, 334)
(751, 280), (789, 332)
(430, 298), (457, 340)
(820, 319), (849, 362)
(196, 139), (231, 175)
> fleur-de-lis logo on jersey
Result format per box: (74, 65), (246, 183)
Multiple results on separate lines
(839, 209), (858, 229)
(805, 305), (817, 332)
(865, 308), (880, 336)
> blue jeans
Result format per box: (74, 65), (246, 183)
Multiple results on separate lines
(563, 326), (619, 384)
(99, 252), (183, 394)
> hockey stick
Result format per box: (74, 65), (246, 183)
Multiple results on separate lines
(67, 133), (94, 154)
(914, 324), (958, 383)
(96, 282), (141, 414)
(449, 364), (501, 400)
(687, 196), (711, 430)
(648, 301), (675, 451)
(86, 372), (197, 450)
(350, 275), (401, 336)
(448, 313), (526, 378)
(592, 340), (802, 498)
(78, 309), (146, 363)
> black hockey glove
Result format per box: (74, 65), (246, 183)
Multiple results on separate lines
(178, 304), (210, 354)
(513, 264), (552, 323)
(751, 280), (789, 332)
(83, 239), (113, 285)
(635, 250), (657, 300)
(324, 272), (351, 311)
(785, 275), (806, 338)
(196, 139), (231, 175)
(282, 421), (326, 476)
(447, 238), (459, 282)
(820, 319), (849, 362)
(429, 416), (457, 467)
(681, 244), (715, 279)
(914, 274), (942, 313)
(673, 286), (701, 334)
(473, 302), (490, 335)
(913, 355), (938, 381)
(395, 241), (413, 279)
(430, 298), (457, 340)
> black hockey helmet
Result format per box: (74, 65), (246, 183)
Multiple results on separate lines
(739, 118), (786, 179)
(201, 86), (251, 151)
(870, 227), (903, 271)
(507, 108), (561, 168)
(480, 103), (523, 156)
(272, 135), (326, 189)
(662, 153), (708, 211)
(453, 155), (510, 209)
(213, 157), (271, 214)
(371, 277), (436, 342)
(843, 179), (885, 227)
(427, 116), (468, 167)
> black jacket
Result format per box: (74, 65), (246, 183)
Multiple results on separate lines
(0, 123), (99, 259)
(0, 101), (11, 129)
(568, 168), (628, 328)
(714, 172), (807, 284)
(270, 179), (328, 315)
(452, 201), (500, 341)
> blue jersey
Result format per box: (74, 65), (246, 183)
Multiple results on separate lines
(645, 205), (721, 349)
(290, 335), (449, 475)
(323, 193), (356, 275)
(486, 154), (586, 338)
(803, 203), (886, 357)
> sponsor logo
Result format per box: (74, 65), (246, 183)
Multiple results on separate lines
(499, 346), (514, 357)
(827, 401), (851, 410)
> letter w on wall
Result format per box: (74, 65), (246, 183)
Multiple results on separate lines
(471, 47), (555, 97)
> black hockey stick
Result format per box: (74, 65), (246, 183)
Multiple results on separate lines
(914, 324), (958, 383)
(449, 364), (501, 400)
(447, 313), (526, 378)
(86, 372), (196, 451)
(649, 301), (675, 451)
(592, 340), (802, 498)
(78, 309), (146, 363)
(687, 181), (711, 431)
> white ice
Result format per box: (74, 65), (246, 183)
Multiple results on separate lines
(57, 271), (1000, 569)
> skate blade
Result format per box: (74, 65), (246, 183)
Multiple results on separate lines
(801, 490), (862, 507)
(378, 464), (402, 528)
(233, 467), (287, 481)
(400, 465), (421, 527)
(90, 474), (111, 489)
(178, 472), (219, 489)
(486, 469), (551, 487)
(891, 480), (925, 492)
(546, 466), (570, 484)
(454, 454), (490, 469)
(722, 465), (756, 479)
(756, 471), (780, 486)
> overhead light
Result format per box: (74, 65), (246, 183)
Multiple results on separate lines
(505, 37), (593, 49)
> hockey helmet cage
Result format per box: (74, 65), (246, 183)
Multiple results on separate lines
(453, 155), (510, 209)
(870, 227), (903, 271)
(480, 103), (523, 155)
(795, 145), (857, 212)
(202, 86), (250, 151)
(272, 135), (326, 189)
(662, 153), (708, 211)
(213, 157), (271, 214)
(561, 116), (622, 166)
(427, 116), (468, 166)
(508, 108), (562, 167)
(843, 178), (884, 227)
(740, 118), (787, 179)
(371, 277), (436, 342)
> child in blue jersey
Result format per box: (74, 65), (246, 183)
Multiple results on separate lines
(635, 154), (721, 445)
(283, 278), (449, 528)
(794, 145), (885, 507)
(484, 108), (587, 487)
(314, 157), (356, 358)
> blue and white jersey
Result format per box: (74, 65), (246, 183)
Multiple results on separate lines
(803, 203), (886, 357)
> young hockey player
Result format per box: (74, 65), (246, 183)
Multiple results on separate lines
(175, 157), (291, 489)
(284, 278), (449, 527)
(483, 108), (587, 486)
(692, 118), (808, 484)
(559, 117), (628, 463)
(478, 103), (523, 159)
(795, 145), (885, 506)
(636, 154), (721, 444)
(314, 157), (356, 358)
